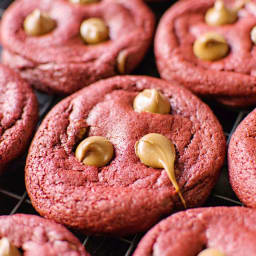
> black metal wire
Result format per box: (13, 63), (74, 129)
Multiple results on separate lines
(0, 1), (252, 255)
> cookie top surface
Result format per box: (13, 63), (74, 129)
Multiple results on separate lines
(133, 207), (256, 256)
(0, 64), (37, 172)
(1, 0), (154, 64)
(1, 0), (154, 94)
(228, 108), (256, 207)
(0, 214), (88, 256)
(155, 0), (256, 99)
(25, 75), (225, 235)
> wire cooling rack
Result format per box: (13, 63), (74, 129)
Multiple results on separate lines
(0, 1), (253, 255)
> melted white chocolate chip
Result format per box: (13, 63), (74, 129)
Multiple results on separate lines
(135, 133), (186, 207)
(193, 32), (229, 61)
(0, 238), (21, 256)
(117, 50), (128, 74)
(198, 248), (226, 256)
(205, 0), (237, 26)
(80, 18), (109, 45)
(205, 0), (250, 26)
(75, 136), (114, 167)
(133, 89), (171, 114)
(251, 26), (256, 44)
(24, 9), (56, 36)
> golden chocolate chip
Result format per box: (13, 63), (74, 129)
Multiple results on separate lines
(205, 0), (237, 26)
(24, 9), (56, 36)
(0, 238), (21, 256)
(193, 32), (229, 61)
(135, 133), (186, 207)
(69, 0), (99, 4)
(117, 50), (128, 74)
(198, 248), (226, 256)
(133, 89), (171, 114)
(80, 18), (109, 45)
(251, 26), (256, 44)
(77, 127), (87, 140)
(75, 136), (114, 167)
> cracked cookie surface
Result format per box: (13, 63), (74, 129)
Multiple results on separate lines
(155, 0), (256, 107)
(0, 64), (37, 173)
(1, 0), (154, 95)
(25, 76), (225, 235)
(0, 214), (88, 256)
(134, 207), (256, 256)
(228, 108), (256, 208)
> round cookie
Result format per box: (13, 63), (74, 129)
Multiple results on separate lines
(133, 207), (256, 256)
(228, 108), (256, 208)
(0, 0), (154, 95)
(155, 0), (256, 107)
(0, 64), (37, 173)
(25, 76), (225, 235)
(0, 214), (88, 256)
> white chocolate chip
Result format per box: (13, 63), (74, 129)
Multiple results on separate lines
(0, 238), (21, 256)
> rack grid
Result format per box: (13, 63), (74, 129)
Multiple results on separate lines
(0, 1), (252, 255)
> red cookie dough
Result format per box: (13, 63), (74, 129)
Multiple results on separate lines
(0, 64), (37, 173)
(0, 214), (88, 256)
(228, 108), (256, 208)
(25, 76), (225, 235)
(134, 207), (256, 256)
(145, 0), (168, 2)
(155, 0), (256, 107)
(1, 0), (154, 95)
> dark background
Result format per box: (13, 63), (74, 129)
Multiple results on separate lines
(0, 1), (250, 255)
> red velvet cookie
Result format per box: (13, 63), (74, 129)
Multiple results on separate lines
(0, 214), (88, 256)
(0, 64), (37, 173)
(134, 207), (256, 256)
(1, 0), (154, 95)
(155, 0), (256, 107)
(25, 76), (225, 235)
(228, 108), (256, 208)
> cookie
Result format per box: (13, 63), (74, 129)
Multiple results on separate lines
(155, 0), (256, 107)
(25, 75), (225, 235)
(0, 214), (88, 256)
(228, 108), (256, 207)
(0, 64), (37, 173)
(0, 0), (154, 95)
(134, 207), (256, 256)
